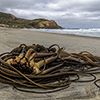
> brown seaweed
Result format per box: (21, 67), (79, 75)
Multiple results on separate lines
(0, 43), (100, 93)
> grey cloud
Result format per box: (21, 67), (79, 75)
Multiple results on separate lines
(79, 1), (100, 12)
(0, 0), (100, 28)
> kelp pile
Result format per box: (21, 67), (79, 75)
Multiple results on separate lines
(0, 44), (100, 93)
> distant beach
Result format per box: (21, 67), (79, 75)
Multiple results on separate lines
(0, 27), (100, 100)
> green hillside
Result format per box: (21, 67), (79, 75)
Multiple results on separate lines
(0, 12), (62, 29)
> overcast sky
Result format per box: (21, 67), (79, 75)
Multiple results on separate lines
(0, 0), (100, 28)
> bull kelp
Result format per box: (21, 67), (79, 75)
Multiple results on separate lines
(0, 44), (100, 93)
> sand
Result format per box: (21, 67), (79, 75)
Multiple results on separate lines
(0, 27), (100, 100)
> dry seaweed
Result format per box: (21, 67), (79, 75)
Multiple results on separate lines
(0, 44), (100, 93)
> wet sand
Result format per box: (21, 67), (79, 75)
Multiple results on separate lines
(0, 27), (100, 100)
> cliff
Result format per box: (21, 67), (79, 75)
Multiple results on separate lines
(0, 12), (62, 29)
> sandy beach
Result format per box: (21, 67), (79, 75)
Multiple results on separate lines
(0, 27), (100, 100)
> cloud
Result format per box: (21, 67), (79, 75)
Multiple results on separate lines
(0, 0), (100, 28)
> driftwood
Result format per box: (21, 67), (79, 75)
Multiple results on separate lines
(0, 44), (100, 93)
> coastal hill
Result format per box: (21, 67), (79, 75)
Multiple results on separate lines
(0, 12), (62, 29)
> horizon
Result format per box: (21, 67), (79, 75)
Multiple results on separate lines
(0, 0), (100, 28)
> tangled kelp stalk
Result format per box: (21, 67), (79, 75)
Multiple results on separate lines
(0, 44), (100, 93)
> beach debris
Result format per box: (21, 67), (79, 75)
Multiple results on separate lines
(0, 44), (100, 93)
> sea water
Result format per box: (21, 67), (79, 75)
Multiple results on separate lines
(23, 28), (100, 37)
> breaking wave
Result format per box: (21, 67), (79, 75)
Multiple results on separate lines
(23, 28), (100, 37)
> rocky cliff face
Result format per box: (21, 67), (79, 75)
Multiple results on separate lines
(32, 19), (62, 29)
(0, 12), (62, 29)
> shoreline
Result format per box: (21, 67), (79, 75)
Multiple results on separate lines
(0, 27), (100, 55)
(1, 27), (100, 38)
(22, 28), (100, 38)
(25, 29), (100, 39)
(1, 27), (100, 39)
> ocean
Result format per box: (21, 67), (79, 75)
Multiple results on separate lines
(23, 28), (100, 37)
